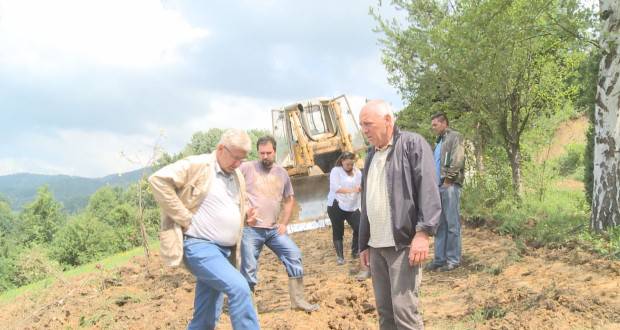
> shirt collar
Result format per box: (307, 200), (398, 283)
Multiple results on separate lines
(375, 141), (393, 152)
(214, 160), (231, 178)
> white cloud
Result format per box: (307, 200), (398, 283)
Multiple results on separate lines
(0, 0), (208, 71)
(183, 93), (281, 132)
(0, 1), (404, 178)
(157, 93), (372, 155)
(1, 129), (162, 177)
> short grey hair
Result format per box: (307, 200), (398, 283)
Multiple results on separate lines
(364, 99), (394, 120)
(218, 128), (252, 152)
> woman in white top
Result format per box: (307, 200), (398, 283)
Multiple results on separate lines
(327, 152), (362, 266)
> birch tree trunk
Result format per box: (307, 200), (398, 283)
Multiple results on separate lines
(591, 0), (620, 231)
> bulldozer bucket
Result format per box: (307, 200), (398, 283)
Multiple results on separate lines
(291, 174), (330, 223)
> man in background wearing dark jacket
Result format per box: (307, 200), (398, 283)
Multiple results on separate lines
(426, 112), (466, 272)
(358, 100), (441, 330)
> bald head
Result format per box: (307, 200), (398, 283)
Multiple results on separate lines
(359, 99), (395, 148)
(361, 100), (394, 119)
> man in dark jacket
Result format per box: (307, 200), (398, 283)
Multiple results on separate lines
(426, 112), (465, 272)
(358, 100), (441, 330)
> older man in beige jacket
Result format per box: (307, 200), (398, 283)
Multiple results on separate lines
(149, 129), (259, 330)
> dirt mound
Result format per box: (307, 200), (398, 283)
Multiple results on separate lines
(537, 115), (588, 163)
(1, 225), (619, 329)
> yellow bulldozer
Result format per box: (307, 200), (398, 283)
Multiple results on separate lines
(271, 95), (366, 223)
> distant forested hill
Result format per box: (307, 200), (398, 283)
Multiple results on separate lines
(0, 169), (145, 212)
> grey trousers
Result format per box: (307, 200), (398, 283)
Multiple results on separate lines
(370, 246), (424, 330)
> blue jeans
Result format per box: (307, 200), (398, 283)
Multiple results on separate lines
(183, 238), (259, 330)
(240, 227), (304, 289)
(432, 184), (462, 266)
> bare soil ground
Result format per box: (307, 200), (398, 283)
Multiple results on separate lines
(1, 223), (619, 330)
(536, 116), (588, 163)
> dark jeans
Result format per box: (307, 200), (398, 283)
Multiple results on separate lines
(327, 200), (360, 255)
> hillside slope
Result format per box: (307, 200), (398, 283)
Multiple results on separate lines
(1, 225), (618, 329)
(0, 169), (145, 212)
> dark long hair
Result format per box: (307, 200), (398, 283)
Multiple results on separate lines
(336, 152), (357, 167)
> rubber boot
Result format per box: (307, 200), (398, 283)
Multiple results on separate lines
(288, 277), (319, 312)
(351, 233), (359, 259)
(333, 239), (345, 265)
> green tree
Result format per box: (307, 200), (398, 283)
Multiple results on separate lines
(247, 129), (271, 160)
(86, 186), (122, 223)
(0, 247), (19, 292)
(183, 128), (225, 156)
(0, 195), (15, 236)
(125, 181), (160, 237)
(18, 186), (66, 246)
(86, 186), (142, 249)
(374, 0), (591, 195)
(0, 196), (19, 291)
(50, 215), (118, 267)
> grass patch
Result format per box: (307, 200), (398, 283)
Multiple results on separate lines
(579, 226), (620, 259)
(79, 311), (113, 328)
(0, 241), (159, 304)
(464, 178), (620, 260)
(462, 169), (599, 249)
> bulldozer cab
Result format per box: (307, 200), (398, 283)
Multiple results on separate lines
(271, 95), (365, 224)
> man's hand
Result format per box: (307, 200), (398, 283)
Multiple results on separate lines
(409, 231), (430, 266)
(359, 249), (370, 267)
(276, 223), (287, 235)
(246, 207), (258, 226)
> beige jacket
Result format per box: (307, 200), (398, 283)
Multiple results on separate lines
(148, 152), (247, 267)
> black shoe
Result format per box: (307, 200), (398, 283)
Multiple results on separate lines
(439, 264), (459, 272)
(424, 263), (443, 272)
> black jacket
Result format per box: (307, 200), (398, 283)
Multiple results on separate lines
(359, 127), (441, 252)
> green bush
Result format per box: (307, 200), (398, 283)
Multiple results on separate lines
(556, 143), (585, 177)
(579, 226), (620, 259)
(14, 246), (61, 287)
(463, 163), (590, 248)
(50, 215), (120, 267)
(0, 256), (18, 292)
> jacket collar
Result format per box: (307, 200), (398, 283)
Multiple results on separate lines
(436, 127), (452, 144)
(369, 125), (401, 153)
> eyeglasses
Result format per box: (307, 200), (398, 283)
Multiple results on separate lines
(223, 145), (247, 162)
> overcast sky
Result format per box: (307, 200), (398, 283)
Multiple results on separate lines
(0, 0), (403, 177)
